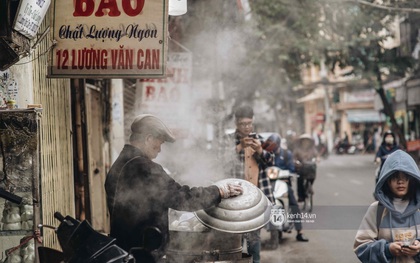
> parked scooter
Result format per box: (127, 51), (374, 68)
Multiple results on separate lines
(265, 166), (298, 239)
(334, 140), (357, 154)
(334, 138), (364, 155)
(37, 212), (162, 263)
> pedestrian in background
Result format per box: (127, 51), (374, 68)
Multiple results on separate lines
(293, 134), (318, 202)
(374, 130), (401, 183)
(373, 127), (382, 153)
(218, 105), (274, 263)
(354, 150), (420, 262)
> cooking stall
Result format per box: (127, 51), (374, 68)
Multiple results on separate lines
(166, 179), (272, 263)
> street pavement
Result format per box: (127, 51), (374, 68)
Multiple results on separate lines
(260, 153), (377, 263)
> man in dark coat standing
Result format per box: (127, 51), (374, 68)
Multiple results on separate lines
(105, 114), (242, 262)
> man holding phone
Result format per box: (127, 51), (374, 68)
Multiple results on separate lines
(218, 105), (274, 263)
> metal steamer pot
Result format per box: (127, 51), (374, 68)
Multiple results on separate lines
(166, 179), (271, 263)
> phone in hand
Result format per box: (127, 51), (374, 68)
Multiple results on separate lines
(248, 132), (257, 139)
(402, 239), (416, 248)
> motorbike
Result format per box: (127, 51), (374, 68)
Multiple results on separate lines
(37, 212), (162, 263)
(334, 140), (357, 154)
(334, 137), (364, 155)
(265, 166), (298, 240)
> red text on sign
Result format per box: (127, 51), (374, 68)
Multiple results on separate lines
(111, 49), (134, 69)
(144, 86), (180, 102)
(139, 68), (189, 83)
(56, 49), (108, 70)
(137, 49), (160, 69)
(73, 0), (145, 17)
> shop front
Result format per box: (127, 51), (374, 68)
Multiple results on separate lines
(345, 109), (385, 151)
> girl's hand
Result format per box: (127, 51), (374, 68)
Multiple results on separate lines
(402, 240), (420, 257)
(389, 242), (405, 257)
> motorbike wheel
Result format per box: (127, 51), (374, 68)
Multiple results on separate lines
(302, 180), (313, 213)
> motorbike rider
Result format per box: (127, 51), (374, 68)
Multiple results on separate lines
(374, 130), (401, 183)
(105, 114), (243, 262)
(263, 133), (309, 243)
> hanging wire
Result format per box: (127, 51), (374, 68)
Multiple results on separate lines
(14, 40), (56, 66)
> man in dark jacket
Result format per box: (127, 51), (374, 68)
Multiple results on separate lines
(105, 114), (242, 261)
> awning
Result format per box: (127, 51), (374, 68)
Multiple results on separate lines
(346, 110), (385, 123)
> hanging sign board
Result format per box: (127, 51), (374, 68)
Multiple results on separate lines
(407, 139), (420, 152)
(136, 52), (192, 138)
(48, 0), (169, 78)
(13, 0), (51, 39)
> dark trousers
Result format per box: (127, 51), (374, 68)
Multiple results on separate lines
(288, 185), (303, 231)
(244, 229), (260, 263)
(297, 177), (315, 201)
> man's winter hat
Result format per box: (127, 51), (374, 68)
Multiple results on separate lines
(131, 114), (175, 143)
(234, 105), (254, 119)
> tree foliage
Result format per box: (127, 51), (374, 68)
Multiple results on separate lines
(248, 0), (420, 146)
(182, 0), (420, 141)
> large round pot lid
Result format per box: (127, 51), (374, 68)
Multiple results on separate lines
(194, 178), (272, 233)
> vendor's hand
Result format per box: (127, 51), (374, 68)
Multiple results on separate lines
(219, 183), (244, 199)
(402, 240), (420, 257)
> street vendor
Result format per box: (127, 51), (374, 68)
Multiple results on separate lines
(105, 114), (243, 262)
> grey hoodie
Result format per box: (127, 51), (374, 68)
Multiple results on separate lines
(354, 150), (420, 263)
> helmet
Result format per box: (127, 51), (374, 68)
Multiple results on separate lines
(263, 133), (282, 152)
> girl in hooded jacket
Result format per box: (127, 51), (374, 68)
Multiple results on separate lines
(354, 150), (420, 263)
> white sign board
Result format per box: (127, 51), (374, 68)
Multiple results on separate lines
(13, 0), (51, 39)
(136, 52), (192, 137)
(408, 86), (420, 106)
(49, 0), (169, 78)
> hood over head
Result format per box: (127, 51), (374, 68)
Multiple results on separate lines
(375, 150), (420, 217)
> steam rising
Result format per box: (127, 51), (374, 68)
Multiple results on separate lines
(132, 24), (251, 187)
(113, 4), (263, 255)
